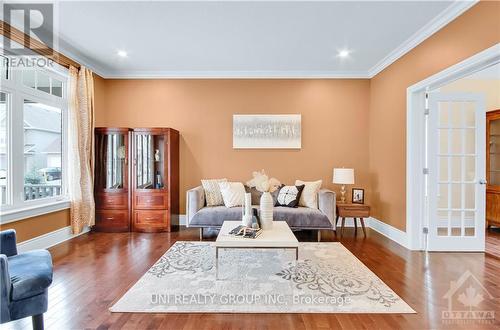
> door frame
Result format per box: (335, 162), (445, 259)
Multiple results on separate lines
(406, 43), (500, 251)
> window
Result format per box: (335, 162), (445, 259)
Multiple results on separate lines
(0, 92), (8, 205)
(0, 56), (69, 222)
(23, 100), (62, 201)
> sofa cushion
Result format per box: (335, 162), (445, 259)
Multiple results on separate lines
(201, 178), (227, 206)
(190, 206), (332, 229)
(219, 182), (245, 207)
(8, 250), (53, 301)
(276, 185), (305, 208)
(245, 186), (282, 205)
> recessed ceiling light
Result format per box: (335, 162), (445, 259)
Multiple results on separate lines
(337, 49), (351, 58)
(117, 50), (128, 57)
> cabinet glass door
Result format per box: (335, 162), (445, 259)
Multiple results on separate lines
(134, 133), (166, 189)
(489, 118), (500, 186)
(95, 133), (127, 190)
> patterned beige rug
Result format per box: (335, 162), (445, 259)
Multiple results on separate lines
(110, 242), (415, 313)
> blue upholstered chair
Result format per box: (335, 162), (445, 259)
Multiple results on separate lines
(0, 230), (53, 330)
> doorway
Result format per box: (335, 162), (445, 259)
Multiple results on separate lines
(406, 44), (500, 252)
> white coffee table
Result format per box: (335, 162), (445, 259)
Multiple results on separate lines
(215, 221), (299, 279)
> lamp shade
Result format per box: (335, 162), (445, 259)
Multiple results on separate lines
(333, 168), (354, 185)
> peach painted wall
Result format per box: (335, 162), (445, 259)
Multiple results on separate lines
(0, 209), (70, 242)
(369, 1), (500, 231)
(95, 79), (371, 214)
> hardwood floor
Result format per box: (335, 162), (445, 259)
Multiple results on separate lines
(2, 227), (499, 330)
(486, 227), (500, 259)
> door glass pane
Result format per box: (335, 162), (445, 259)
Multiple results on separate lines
(464, 129), (475, 154)
(450, 130), (462, 154)
(451, 159), (461, 182)
(450, 211), (461, 236)
(0, 92), (8, 205)
(23, 99), (62, 200)
(439, 156), (448, 181)
(464, 183), (475, 209)
(450, 184), (461, 209)
(437, 210), (448, 236)
(438, 184), (448, 209)
(439, 129), (448, 154)
(95, 133), (126, 190)
(450, 103), (462, 128)
(464, 156), (475, 182)
(464, 102), (475, 127)
(465, 211), (475, 236)
(439, 102), (449, 126)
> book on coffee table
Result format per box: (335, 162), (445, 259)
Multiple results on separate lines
(228, 225), (262, 239)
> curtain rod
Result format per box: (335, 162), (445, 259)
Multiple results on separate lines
(0, 20), (81, 70)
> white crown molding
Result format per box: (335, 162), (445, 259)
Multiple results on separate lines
(51, 0), (477, 79)
(367, 0), (478, 78)
(99, 70), (371, 79)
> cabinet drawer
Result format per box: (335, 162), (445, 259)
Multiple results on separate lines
(133, 210), (169, 230)
(96, 193), (128, 209)
(134, 192), (168, 209)
(95, 210), (129, 231)
(337, 205), (370, 218)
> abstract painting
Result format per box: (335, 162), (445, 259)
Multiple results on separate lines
(233, 114), (301, 149)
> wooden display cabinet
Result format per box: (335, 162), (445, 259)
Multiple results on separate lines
(94, 127), (131, 232)
(487, 110), (500, 228)
(131, 128), (179, 232)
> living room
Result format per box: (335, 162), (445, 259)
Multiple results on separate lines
(0, 1), (499, 329)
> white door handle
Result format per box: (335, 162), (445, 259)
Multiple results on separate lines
(478, 179), (487, 185)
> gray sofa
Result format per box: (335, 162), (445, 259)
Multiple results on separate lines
(186, 186), (336, 241)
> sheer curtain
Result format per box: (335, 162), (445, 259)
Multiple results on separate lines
(68, 66), (95, 234)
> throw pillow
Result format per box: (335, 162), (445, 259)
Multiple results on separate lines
(295, 180), (322, 209)
(201, 178), (227, 206)
(276, 185), (305, 208)
(245, 185), (283, 205)
(219, 182), (246, 208)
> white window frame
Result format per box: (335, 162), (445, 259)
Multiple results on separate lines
(0, 55), (70, 224)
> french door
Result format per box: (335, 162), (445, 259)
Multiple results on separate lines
(427, 92), (486, 251)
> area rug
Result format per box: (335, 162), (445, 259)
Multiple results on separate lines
(110, 242), (415, 313)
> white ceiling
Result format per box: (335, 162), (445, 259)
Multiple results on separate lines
(14, 1), (480, 78)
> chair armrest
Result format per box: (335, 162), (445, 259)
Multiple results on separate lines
(318, 189), (336, 229)
(0, 230), (17, 257)
(0, 254), (11, 321)
(186, 186), (205, 227)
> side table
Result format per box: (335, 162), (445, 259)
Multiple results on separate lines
(336, 203), (370, 237)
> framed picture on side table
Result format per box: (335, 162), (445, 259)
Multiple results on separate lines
(352, 188), (365, 204)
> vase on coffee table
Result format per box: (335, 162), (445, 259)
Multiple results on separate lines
(260, 192), (274, 230)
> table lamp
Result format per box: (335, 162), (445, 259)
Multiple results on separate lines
(333, 168), (354, 203)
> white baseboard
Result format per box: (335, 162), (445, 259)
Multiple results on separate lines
(17, 225), (90, 253)
(368, 217), (409, 249)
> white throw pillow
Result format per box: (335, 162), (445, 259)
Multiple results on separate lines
(201, 178), (227, 206)
(295, 180), (322, 209)
(218, 182), (246, 208)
